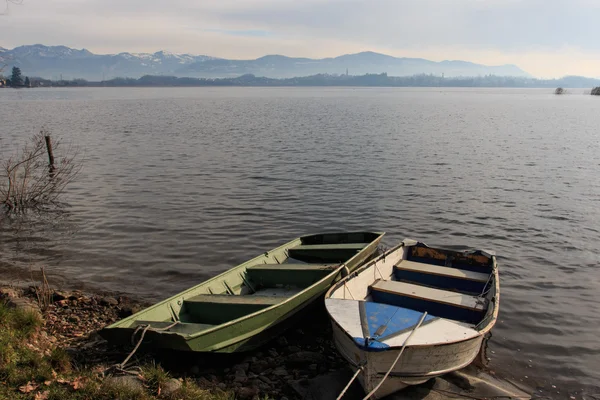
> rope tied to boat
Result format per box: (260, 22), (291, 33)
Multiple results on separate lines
(335, 312), (428, 399)
(336, 364), (365, 400)
(107, 321), (180, 375)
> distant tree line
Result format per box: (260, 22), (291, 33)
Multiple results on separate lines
(0, 67), (32, 88)
(80, 73), (600, 89)
(4, 71), (600, 89)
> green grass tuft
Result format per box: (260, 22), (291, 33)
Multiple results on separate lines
(49, 347), (72, 374)
(11, 308), (43, 339)
(141, 362), (170, 396)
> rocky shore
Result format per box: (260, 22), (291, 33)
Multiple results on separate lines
(0, 285), (531, 400)
(0, 285), (351, 400)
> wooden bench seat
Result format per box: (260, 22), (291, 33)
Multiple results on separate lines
(186, 294), (284, 306)
(288, 243), (369, 263)
(247, 263), (339, 287)
(182, 293), (288, 324)
(394, 260), (490, 293)
(370, 280), (486, 324)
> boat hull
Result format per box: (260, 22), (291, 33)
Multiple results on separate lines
(325, 239), (499, 398)
(100, 232), (385, 353)
(331, 321), (484, 398)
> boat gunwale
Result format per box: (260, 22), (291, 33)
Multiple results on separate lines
(106, 231), (385, 341)
(325, 240), (500, 349)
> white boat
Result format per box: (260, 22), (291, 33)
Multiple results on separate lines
(325, 239), (499, 399)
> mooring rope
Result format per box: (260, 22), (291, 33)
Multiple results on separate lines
(108, 321), (180, 374)
(361, 311), (428, 400)
(336, 365), (364, 400)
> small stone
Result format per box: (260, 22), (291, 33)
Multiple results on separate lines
(250, 360), (272, 374)
(258, 375), (273, 384)
(190, 365), (200, 375)
(7, 297), (41, 316)
(100, 297), (118, 306)
(68, 316), (80, 323)
(197, 377), (212, 387)
(234, 369), (247, 383)
(248, 372), (257, 379)
(284, 346), (301, 354)
(236, 386), (259, 400)
(276, 336), (288, 346)
(234, 362), (250, 373)
(281, 397), (289, 400)
(217, 383), (227, 390)
(161, 378), (182, 397)
(104, 375), (144, 393)
(308, 364), (318, 371)
(0, 288), (20, 299)
(286, 351), (327, 366)
(267, 348), (278, 357)
(118, 305), (142, 318)
(271, 367), (288, 377)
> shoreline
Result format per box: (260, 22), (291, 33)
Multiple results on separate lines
(0, 284), (352, 400)
(0, 284), (531, 400)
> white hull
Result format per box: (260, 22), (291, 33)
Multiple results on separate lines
(325, 239), (499, 399)
(331, 322), (484, 398)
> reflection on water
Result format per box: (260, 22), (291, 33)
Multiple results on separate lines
(1, 87), (599, 397)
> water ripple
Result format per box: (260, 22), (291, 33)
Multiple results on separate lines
(1, 87), (600, 394)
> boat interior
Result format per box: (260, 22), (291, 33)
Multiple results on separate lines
(126, 232), (382, 334)
(327, 241), (497, 348)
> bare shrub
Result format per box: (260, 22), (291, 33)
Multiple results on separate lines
(554, 87), (564, 95)
(0, 130), (81, 214)
(31, 266), (52, 312)
(592, 87), (600, 96)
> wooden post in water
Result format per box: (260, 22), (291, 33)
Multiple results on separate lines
(44, 135), (56, 175)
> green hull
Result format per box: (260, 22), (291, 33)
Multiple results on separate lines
(100, 232), (384, 353)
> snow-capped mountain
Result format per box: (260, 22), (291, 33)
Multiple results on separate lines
(0, 44), (217, 80)
(0, 44), (531, 80)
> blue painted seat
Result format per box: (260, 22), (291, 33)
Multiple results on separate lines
(369, 280), (486, 324)
(394, 260), (490, 293)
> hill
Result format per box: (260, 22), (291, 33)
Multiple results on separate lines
(0, 44), (530, 80)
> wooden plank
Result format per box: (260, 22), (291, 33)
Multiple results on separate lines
(290, 243), (369, 251)
(186, 294), (284, 306)
(248, 263), (339, 271)
(396, 260), (489, 282)
(370, 280), (485, 311)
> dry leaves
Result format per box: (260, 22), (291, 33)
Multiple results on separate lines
(34, 391), (49, 400)
(71, 376), (85, 390)
(18, 381), (38, 393)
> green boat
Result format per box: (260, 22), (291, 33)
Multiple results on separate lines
(100, 232), (384, 353)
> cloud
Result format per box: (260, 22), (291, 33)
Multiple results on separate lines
(1, 0), (599, 77)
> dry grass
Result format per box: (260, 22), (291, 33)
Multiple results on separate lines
(0, 302), (246, 400)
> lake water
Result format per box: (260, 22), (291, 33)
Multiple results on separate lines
(1, 87), (599, 397)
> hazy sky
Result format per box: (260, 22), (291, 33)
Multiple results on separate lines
(1, 0), (599, 78)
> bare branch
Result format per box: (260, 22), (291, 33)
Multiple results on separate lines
(1, 0), (24, 16)
(0, 130), (82, 215)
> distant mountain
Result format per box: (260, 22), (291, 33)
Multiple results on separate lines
(0, 44), (217, 80)
(179, 50), (530, 78)
(0, 44), (531, 80)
